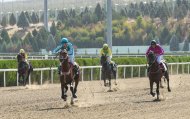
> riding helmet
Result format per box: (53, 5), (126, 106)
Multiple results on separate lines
(151, 40), (156, 45)
(103, 44), (108, 50)
(61, 38), (69, 44)
(19, 49), (25, 53)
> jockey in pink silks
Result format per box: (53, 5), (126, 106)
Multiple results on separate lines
(146, 40), (167, 72)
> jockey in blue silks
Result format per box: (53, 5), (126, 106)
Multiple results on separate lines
(53, 38), (76, 74)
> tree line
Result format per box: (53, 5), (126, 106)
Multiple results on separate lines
(0, 0), (190, 52)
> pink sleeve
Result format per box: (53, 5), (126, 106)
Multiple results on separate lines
(146, 46), (151, 56)
(157, 45), (164, 55)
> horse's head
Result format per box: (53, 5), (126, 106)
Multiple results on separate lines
(60, 49), (70, 73)
(147, 51), (156, 65)
(101, 54), (108, 65)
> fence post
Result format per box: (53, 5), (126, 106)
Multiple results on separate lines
(116, 67), (118, 79)
(171, 64), (173, 75)
(99, 68), (102, 81)
(91, 68), (93, 81)
(177, 64), (179, 75)
(82, 68), (84, 81)
(29, 74), (31, 85)
(51, 69), (53, 84)
(4, 71), (6, 87)
(124, 67), (126, 79)
(131, 66), (133, 78)
(17, 72), (19, 86)
(41, 70), (43, 85)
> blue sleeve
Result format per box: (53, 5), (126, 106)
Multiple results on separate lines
(52, 45), (62, 53)
(67, 42), (74, 55)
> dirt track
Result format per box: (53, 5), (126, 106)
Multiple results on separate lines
(0, 74), (190, 119)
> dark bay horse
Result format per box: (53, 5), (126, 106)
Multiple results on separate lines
(17, 54), (32, 86)
(59, 49), (79, 104)
(100, 55), (117, 90)
(147, 52), (171, 100)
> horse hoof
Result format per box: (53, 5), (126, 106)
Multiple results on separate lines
(73, 95), (77, 98)
(150, 92), (155, 97)
(61, 96), (67, 101)
(168, 89), (171, 92)
(64, 94), (67, 97)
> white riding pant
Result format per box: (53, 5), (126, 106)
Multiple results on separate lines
(107, 56), (112, 63)
(156, 55), (167, 71)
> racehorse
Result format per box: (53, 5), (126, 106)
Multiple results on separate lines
(100, 55), (117, 90)
(17, 54), (32, 86)
(147, 51), (171, 100)
(59, 49), (79, 104)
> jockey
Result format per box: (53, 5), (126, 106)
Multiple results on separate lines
(146, 40), (167, 71)
(17, 49), (31, 69)
(53, 38), (77, 74)
(17, 49), (28, 63)
(100, 43), (116, 70)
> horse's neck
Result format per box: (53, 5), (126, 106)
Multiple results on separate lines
(62, 60), (71, 72)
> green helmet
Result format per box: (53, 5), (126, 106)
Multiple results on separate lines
(103, 44), (108, 50)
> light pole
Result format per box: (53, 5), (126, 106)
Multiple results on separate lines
(106, 0), (112, 50)
(44, 0), (48, 31)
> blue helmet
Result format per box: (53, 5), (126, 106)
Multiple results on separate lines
(61, 38), (69, 45)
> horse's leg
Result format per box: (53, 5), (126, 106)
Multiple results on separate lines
(165, 71), (171, 92)
(156, 81), (160, 100)
(70, 79), (74, 104)
(149, 80), (155, 97)
(64, 85), (68, 97)
(112, 70), (117, 85)
(60, 75), (67, 101)
(102, 71), (106, 86)
(73, 78), (79, 98)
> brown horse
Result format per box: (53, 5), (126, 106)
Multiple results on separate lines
(17, 54), (32, 86)
(59, 49), (79, 104)
(147, 52), (171, 100)
(100, 55), (117, 90)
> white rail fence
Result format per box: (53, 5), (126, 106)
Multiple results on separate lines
(0, 62), (190, 87)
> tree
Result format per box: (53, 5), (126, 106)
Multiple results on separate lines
(32, 29), (38, 37)
(182, 39), (189, 51)
(94, 3), (103, 21)
(1, 16), (7, 27)
(50, 21), (57, 37)
(11, 33), (20, 44)
(24, 11), (32, 23)
(9, 13), (16, 26)
(46, 34), (56, 51)
(17, 11), (30, 29)
(1, 29), (11, 44)
(31, 12), (39, 24)
(170, 34), (179, 51)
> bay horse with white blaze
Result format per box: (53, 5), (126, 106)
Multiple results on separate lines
(147, 51), (171, 100)
(59, 49), (79, 104)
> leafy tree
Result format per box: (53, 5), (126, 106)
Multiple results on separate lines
(94, 3), (103, 21)
(1, 41), (7, 52)
(34, 33), (43, 50)
(1, 16), (7, 27)
(50, 21), (57, 37)
(24, 11), (32, 23)
(160, 27), (171, 45)
(170, 34), (179, 51)
(11, 33), (20, 44)
(57, 10), (68, 23)
(32, 29), (38, 37)
(46, 34), (56, 51)
(1, 29), (11, 44)
(31, 12), (39, 24)
(17, 11), (30, 29)
(9, 13), (16, 26)
(182, 39), (189, 51)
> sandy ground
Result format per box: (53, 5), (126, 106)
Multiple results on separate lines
(0, 74), (190, 119)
